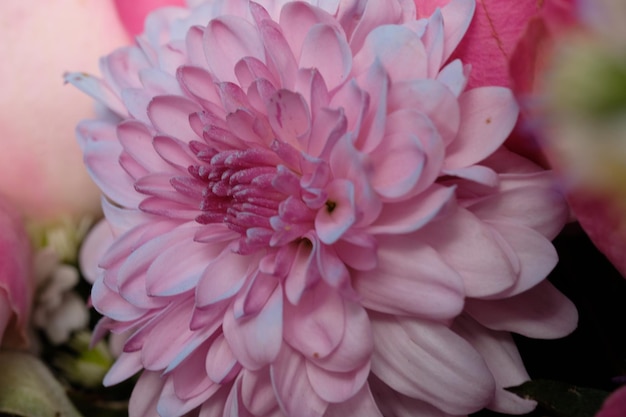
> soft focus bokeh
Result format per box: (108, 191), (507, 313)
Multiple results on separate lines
(0, 0), (129, 224)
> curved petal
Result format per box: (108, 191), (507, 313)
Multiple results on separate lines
(354, 235), (465, 320)
(453, 315), (537, 415)
(465, 281), (579, 339)
(270, 345), (328, 417)
(445, 87), (519, 170)
(370, 313), (496, 415)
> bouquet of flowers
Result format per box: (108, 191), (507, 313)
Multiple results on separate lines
(0, 1), (625, 416)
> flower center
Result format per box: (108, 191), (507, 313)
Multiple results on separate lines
(186, 138), (325, 253)
(189, 146), (284, 235)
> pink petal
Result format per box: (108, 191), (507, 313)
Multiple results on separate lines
(128, 371), (165, 417)
(172, 345), (217, 400)
(369, 374), (455, 417)
(309, 301), (373, 373)
(315, 179), (356, 244)
(369, 130), (426, 200)
(279, 2), (338, 64)
(146, 239), (225, 296)
(64, 72), (127, 116)
(370, 313), (496, 415)
(324, 384), (384, 417)
(353, 25), (428, 82)
(348, 0), (403, 53)
(147, 95), (202, 143)
(485, 221), (558, 299)
(368, 184), (454, 234)
(78, 121), (142, 208)
(387, 79), (461, 147)
(240, 369), (280, 416)
(438, 0), (476, 63)
(299, 24), (352, 91)
(283, 282), (345, 360)
(104, 350), (143, 386)
(204, 16), (266, 84)
(205, 334), (240, 384)
(79, 220), (114, 284)
(445, 87), (519, 170)
(270, 345), (329, 417)
(223, 285), (283, 370)
(468, 185), (568, 240)
(465, 281), (578, 339)
(306, 360), (370, 403)
(414, 207), (518, 298)
(158, 372), (218, 417)
(453, 315), (537, 414)
(267, 89), (311, 148)
(194, 249), (255, 307)
(353, 235), (465, 320)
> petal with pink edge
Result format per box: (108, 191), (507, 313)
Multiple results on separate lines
(147, 95), (202, 143)
(370, 313), (495, 415)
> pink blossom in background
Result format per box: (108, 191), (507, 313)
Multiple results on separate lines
(0, 0), (129, 223)
(0, 196), (33, 348)
(73, 0), (577, 416)
(596, 386), (626, 417)
(114, 0), (187, 36)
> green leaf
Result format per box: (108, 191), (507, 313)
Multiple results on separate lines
(0, 351), (82, 417)
(506, 379), (610, 417)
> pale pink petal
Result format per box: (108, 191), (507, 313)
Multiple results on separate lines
(270, 345), (329, 417)
(240, 369), (281, 416)
(468, 185), (569, 239)
(204, 16), (266, 84)
(465, 281), (578, 339)
(370, 314), (496, 415)
(368, 184), (454, 234)
(415, 207), (518, 298)
(307, 360), (370, 403)
(485, 221), (558, 299)
(147, 95), (202, 143)
(283, 282), (345, 359)
(324, 384), (383, 417)
(223, 285), (283, 370)
(354, 236), (465, 320)
(299, 24), (352, 91)
(445, 87), (519, 170)
(128, 371), (165, 417)
(453, 315), (537, 414)
(205, 334), (240, 384)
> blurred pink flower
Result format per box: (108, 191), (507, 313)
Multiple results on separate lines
(0, 196), (33, 348)
(596, 386), (626, 417)
(0, 0), (129, 223)
(114, 0), (187, 36)
(73, 0), (576, 416)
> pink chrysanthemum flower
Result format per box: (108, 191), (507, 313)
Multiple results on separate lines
(72, 0), (578, 416)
